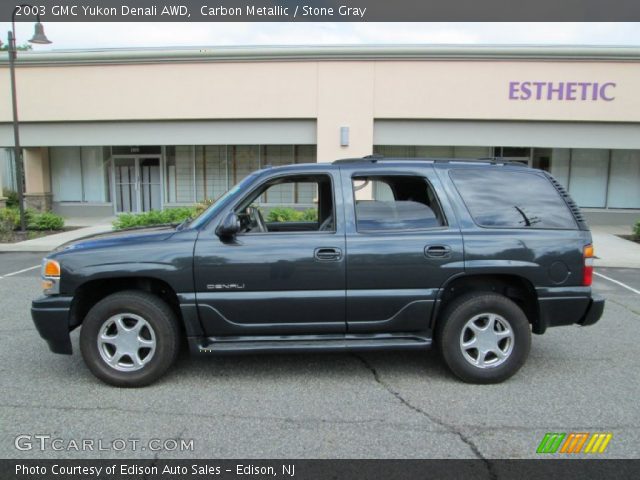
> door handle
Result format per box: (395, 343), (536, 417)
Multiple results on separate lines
(314, 247), (342, 261)
(424, 245), (452, 258)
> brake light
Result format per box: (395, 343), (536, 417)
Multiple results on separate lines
(583, 245), (594, 286)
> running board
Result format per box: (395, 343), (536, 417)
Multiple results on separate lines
(190, 332), (432, 355)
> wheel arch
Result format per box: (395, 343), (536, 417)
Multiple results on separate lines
(70, 276), (185, 334)
(433, 274), (541, 333)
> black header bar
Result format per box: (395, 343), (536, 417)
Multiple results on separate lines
(2, 0), (640, 22)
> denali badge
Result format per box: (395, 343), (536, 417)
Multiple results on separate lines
(207, 283), (245, 290)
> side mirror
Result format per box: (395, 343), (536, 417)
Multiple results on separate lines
(216, 212), (240, 240)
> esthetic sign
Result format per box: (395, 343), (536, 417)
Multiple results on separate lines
(509, 81), (616, 101)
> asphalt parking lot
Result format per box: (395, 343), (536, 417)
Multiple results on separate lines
(1, 252), (638, 460)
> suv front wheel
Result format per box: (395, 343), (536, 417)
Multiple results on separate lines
(80, 291), (180, 387)
(437, 292), (531, 384)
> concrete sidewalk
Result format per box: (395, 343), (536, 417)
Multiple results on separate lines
(0, 224), (114, 252)
(591, 227), (640, 269)
(0, 216), (115, 253)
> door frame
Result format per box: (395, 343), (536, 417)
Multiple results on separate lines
(111, 154), (164, 214)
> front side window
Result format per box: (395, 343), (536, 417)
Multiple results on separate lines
(235, 174), (335, 234)
(351, 175), (446, 232)
(450, 169), (577, 229)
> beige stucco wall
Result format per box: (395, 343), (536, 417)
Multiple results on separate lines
(1, 55), (639, 163)
(373, 61), (640, 121)
(2, 58), (639, 122)
(24, 147), (50, 194)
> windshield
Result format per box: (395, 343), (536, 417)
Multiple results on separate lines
(188, 173), (259, 229)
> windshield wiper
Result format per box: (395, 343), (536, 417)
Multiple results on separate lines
(514, 206), (532, 227)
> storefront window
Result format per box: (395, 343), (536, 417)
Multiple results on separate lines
(607, 150), (640, 208)
(568, 149), (609, 208)
(50, 146), (111, 203)
(164, 145), (317, 205)
(165, 146), (195, 204)
(373, 145), (640, 209)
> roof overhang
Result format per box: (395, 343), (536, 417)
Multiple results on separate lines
(2, 44), (640, 66)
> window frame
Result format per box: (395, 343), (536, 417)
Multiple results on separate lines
(232, 172), (338, 236)
(350, 173), (448, 234)
(449, 168), (579, 231)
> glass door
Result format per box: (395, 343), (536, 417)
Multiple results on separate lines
(113, 157), (162, 213)
(139, 158), (161, 211)
(114, 157), (138, 213)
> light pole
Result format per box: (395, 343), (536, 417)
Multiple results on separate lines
(6, 6), (51, 231)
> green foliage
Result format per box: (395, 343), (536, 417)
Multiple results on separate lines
(112, 198), (218, 231)
(0, 43), (32, 51)
(113, 207), (197, 230)
(0, 207), (64, 232)
(300, 208), (318, 222)
(28, 211), (65, 231)
(2, 190), (19, 209)
(266, 207), (318, 223)
(195, 198), (215, 217)
(0, 208), (20, 233)
(633, 220), (640, 239)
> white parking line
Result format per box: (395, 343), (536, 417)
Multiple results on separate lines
(594, 272), (640, 296)
(0, 265), (40, 279)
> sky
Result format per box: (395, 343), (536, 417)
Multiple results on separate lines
(1, 22), (640, 50)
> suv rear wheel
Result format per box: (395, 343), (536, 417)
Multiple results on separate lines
(80, 291), (180, 387)
(437, 292), (531, 384)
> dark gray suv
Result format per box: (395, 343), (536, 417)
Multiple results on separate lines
(32, 157), (604, 386)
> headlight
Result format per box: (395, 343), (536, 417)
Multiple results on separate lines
(41, 258), (61, 295)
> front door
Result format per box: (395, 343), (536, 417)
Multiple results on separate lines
(113, 157), (161, 213)
(194, 171), (346, 336)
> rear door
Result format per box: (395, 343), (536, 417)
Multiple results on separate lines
(340, 164), (464, 333)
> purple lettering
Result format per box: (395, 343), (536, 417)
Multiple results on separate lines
(508, 80), (615, 101)
(547, 82), (564, 100)
(509, 82), (520, 100)
(533, 82), (545, 100)
(578, 82), (591, 100)
(600, 82), (616, 101)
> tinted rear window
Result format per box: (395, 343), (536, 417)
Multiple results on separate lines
(450, 169), (577, 229)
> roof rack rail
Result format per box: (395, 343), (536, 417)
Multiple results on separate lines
(333, 155), (528, 167)
(333, 154), (384, 164)
(435, 157), (529, 167)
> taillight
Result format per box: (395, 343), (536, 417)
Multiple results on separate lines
(583, 244), (594, 286)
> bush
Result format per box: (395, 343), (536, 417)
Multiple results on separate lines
(300, 208), (318, 222)
(113, 207), (197, 230)
(0, 208), (19, 233)
(634, 220), (640, 239)
(2, 190), (19, 209)
(28, 211), (65, 231)
(0, 207), (63, 232)
(265, 207), (318, 223)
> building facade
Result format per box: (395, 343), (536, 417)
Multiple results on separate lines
(0, 45), (639, 223)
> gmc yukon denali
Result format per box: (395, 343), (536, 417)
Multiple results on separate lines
(31, 157), (604, 386)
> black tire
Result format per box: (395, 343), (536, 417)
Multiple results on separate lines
(80, 290), (180, 387)
(436, 292), (531, 384)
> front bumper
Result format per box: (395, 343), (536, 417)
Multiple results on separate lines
(31, 295), (74, 355)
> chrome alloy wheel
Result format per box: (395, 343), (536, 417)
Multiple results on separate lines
(459, 313), (514, 369)
(97, 313), (156, 372)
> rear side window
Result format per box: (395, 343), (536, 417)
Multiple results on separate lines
(450, 169), (577, 229)
(352, 175), (446, 232)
